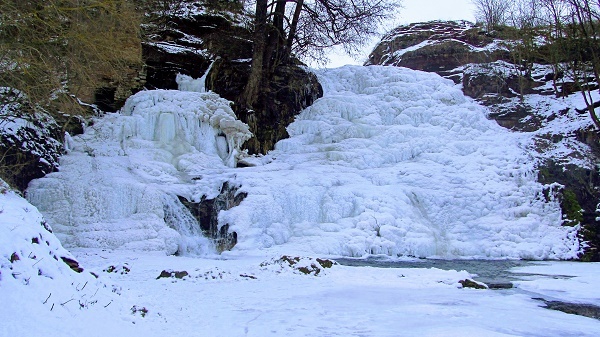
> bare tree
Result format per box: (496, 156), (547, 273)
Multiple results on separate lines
(240, 0), (400, 109)
(472, 0), (512, 30)
(563, 0), (600, 129)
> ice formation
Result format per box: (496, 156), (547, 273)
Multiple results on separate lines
(27, 65), (580, 259)
(27, 90), (250, 255)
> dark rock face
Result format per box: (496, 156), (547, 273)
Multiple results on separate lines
(539, 162), (600, 261)
(143, 6), (323, 154)
(142, 11), (252, 90)
(179, 182), (247, 252)
(368, 20), (600, 260)
(366, 21), (510, 75)
(0, 92), (63, 192)
(207, 60), (323, 154)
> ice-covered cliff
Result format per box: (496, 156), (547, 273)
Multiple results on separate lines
(27, 90), (251, 255)
(27, 65), (580, 259)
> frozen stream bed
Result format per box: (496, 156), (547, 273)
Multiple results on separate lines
(13, 248), (596, 337)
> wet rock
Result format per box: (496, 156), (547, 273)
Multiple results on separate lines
(486, 282), (513, 289)
(157, 270), (189, 279)
(61, 256), (84, 273)
(535, 298), (600, 320)
(459, 279), (488, 289)
(178, 182), (246, 252)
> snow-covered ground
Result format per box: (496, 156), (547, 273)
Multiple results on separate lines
(2, 186), (600, 336)
(2, 187), (599, 337)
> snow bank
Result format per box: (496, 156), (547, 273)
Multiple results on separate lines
(27, 66), (580, 259)
(0, 180), (131, 336)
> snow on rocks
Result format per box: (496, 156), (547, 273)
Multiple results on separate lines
(0, 180), (135, 337)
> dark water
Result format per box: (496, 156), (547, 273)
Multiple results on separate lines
(336, 257), (600, 319)
(335, 257), (536, 288)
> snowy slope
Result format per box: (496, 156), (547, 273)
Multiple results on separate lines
(27, 65), (580, 259)
(0, 180), (142, 337)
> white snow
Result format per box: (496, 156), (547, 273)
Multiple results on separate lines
(0, 180), (139, 337)
(6, 247), (598, 337)
(2, 183), (600, 336)
(26, 65), (579, 259)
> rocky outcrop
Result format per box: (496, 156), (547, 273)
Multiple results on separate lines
(141, 5), (252, 91)
(179, 182), (247, 252)
(366, 21), (510, 77)
(206, 59), (323, 154)
(0, 90), (63, 191)
(367, 20), (600, 261)
(142, 2), (323, 154)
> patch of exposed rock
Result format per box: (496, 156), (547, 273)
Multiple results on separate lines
(366, 21), (510, 78)
(178, 182), (246, 252)
(207, 59), (323, 154)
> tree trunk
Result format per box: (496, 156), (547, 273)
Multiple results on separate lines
(286, 0), (304, 60)
(240, 0), (268, 109)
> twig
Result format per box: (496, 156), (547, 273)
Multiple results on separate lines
(32, 257), (44, 266)
(104, 300), (112, 308)
(43, 293), (51, 304)
(77, 281), (88, 291)
(61, 298), (75, 306)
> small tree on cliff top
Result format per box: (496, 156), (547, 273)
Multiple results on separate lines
(240, 0), (401, 110)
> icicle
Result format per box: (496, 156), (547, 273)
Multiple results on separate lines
(175, 58), (218, 93)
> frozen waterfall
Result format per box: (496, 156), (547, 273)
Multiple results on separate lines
(27, 65), (580, 259)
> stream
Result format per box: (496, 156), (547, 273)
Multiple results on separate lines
(336, 257), (600, 319)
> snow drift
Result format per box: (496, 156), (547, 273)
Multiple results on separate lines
(0, 180), (126, 335)
(27, 66), (580, 259)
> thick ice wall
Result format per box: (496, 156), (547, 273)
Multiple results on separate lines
(215, 66), (580, 259)
(26, 66), (581, 259)
(120, 90), (251, 167)
(27, 90), (250, 255)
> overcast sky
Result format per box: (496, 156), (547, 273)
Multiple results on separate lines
(323, 0), (477, 67)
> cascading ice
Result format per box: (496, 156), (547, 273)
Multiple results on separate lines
(27, 90), (251, 255)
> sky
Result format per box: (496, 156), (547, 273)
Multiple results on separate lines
(323, 0), (477, 67)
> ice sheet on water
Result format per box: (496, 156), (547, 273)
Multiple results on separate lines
(27, 65), (580, 259)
